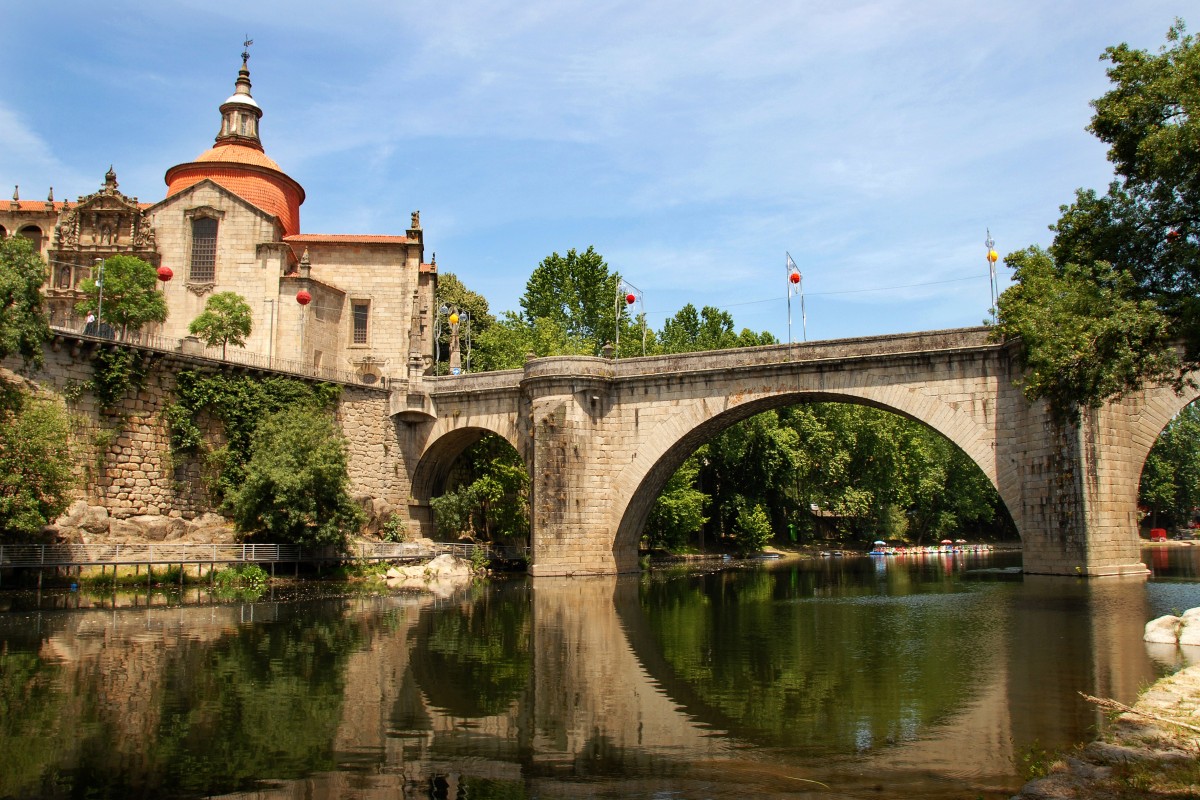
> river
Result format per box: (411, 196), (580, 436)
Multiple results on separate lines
(0, 547), (1197, 799)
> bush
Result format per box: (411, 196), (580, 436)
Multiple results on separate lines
(226, 408), (365, 548)
(732, 502), (773, 555)
(0, 387), (74, 537)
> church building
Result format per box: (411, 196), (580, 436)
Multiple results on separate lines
(0, 51), (437, 386)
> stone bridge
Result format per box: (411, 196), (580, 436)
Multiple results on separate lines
(395, 327), (1197, 578)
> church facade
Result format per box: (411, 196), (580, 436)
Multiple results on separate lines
(1, 54), (436, 386)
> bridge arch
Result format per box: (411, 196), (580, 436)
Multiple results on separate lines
(610, 387), (1011, 564)
(410, 421), (525, 506)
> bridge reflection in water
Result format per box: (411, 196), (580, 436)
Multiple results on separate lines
(0, 556), (1179, 799)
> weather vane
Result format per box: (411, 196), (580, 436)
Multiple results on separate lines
(241, 36), (254, 66)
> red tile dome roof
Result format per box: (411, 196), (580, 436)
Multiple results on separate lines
(162, 57), (304, 237)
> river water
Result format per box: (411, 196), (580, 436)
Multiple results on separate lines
(1, 547), (1198, 799)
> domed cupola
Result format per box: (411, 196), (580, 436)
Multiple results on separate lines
(216, 50), (263, 148)
(164, 45), (305, 237)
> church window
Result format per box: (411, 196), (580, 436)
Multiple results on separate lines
(190, 217), (218, 282)
(352, 301), (370, 345)
(0, 225), (7, 238)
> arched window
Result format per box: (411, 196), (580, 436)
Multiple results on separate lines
(0, 224), (7, 238)
(18, 225), (42, 254)
(189, 217), (218, 282)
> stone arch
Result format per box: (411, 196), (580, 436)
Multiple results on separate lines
(609, 387), (1008, 568)
(1129, 381), (1200, 477)
(409, 417), (525, 507)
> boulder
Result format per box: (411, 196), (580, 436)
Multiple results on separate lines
(1180, 609), (1200, 647)
(126, 515), (187, 542)
(107, 518), (142, 541)
(58, 504), (111, 534)
(1145, 615), (1182, 644)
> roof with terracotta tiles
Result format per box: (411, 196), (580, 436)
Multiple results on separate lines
(285, 233), (413, 244)
(194, 143), (284, 172)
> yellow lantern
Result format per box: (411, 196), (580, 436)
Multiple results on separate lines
(449, 312), (459, 325)
(987, 249), (999, 264)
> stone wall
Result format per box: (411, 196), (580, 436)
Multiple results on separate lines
(3, 334), (397, 533)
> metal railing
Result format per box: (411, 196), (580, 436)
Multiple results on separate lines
(51, 326), (382, 388)
(0, 541), (528, 569)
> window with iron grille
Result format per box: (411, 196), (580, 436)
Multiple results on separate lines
(190, 217), (218, 282)
(352, 301), (369, 344)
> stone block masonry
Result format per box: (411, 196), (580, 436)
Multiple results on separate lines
(2, 332), (398, 526)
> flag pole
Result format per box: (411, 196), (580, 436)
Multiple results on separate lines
(786, 252), (794, 344)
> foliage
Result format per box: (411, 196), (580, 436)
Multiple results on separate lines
(519, 246), (619, 355)
(1139, 402), (1200, 527)
(167, 370), (341, 502)
(997, 22), (1200, 415)
(429, 434), (528, 542)
(995, 248), (1177, 422)
(644, 454), (709, 550)
(732, 501), (773, 554)
(0, 386), (74, 537)
(380, 514), (407, 542)
(189, 291), (253, 357)
(660, 303), (778, 353)
(211, 563), (269, 589)
(0, 236), (50, 369)
(227, 407), (365, 548)
(75, 254), (167, 335)
(90, 346), (150, 411)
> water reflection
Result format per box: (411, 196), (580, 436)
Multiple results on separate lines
(1, 551), (1199, 799)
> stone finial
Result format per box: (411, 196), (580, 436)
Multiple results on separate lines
(602, 342), (616, 359)
(431, 251), (436, 266)
(410, 210), (420, 230)
(298, 247), (311, 278)
(47, 187), (54, 202)
(104, 166), (117, 189)
(9, 185), (17, 211)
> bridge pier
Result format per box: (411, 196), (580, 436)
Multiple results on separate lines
(1013, 404), (1151, 577)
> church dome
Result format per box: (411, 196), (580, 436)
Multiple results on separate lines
(163, 53), (304, 237)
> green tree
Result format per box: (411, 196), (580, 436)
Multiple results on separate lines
(189, 292), (253, 358)
(998, 21), (1200, 415)
(660, 304), (777, 353)
(227, 407), (364, 548)
(644, 454), (709, 550)
(76, 255), (168, 337)
(1140, 402), (1200, 528)
(995, 248), (1177, 422)
(519, 246), (618, 355)
(0, 385), (73, 537)
(0, 236), (50, 369)
(429, 434), (528, 544)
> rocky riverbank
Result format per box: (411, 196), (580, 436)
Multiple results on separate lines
(1011, 662), (1200, 798)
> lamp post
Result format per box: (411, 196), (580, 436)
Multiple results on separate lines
(94, 257), (104, 336)
(436, 304), (471, 375)
(986, 230), (999, 325)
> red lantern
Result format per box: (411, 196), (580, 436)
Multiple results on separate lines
(296, 289), (312, 306)
(789, 271), (800, 284)
(156, 265), (173, 282)
(625, 293), (636, 305)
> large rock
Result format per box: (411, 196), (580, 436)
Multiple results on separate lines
(1180, 608), (1200, 647)
(126, 515), (187, 542)
(385, 554), (473, 597)
(355, 494), (396, 535)
(55, 502), (112, 534)
(1145, 615), (1182, 644)
(184, 513), (235, 543)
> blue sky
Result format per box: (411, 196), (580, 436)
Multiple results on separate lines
(1, 1), (1186, 343)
